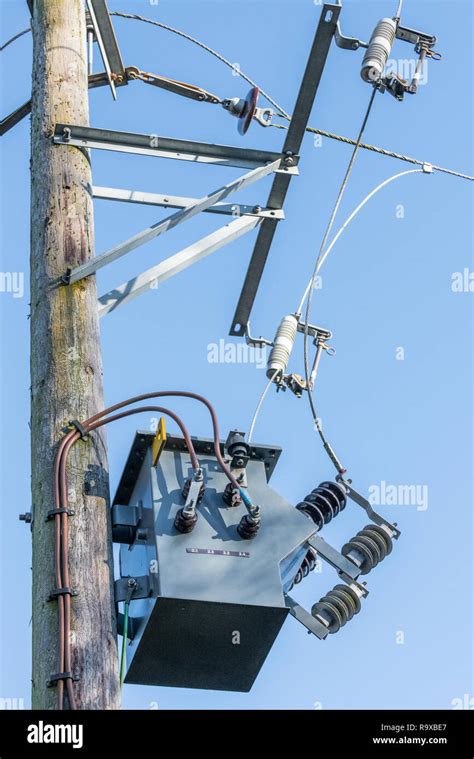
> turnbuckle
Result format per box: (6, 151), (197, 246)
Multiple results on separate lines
(125, 66), (221, 104)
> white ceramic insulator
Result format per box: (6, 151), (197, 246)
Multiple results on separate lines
(361, 18), (397, 83)
(266, 314), (298, 380)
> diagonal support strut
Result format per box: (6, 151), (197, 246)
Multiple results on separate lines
(66, 159), (280, 284)
(98, 215), (260, 317)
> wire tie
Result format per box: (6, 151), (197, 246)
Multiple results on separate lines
(45, 507), (75, 521)
(48, 587), (78, 601)
(47, 671), (80, 688)
(68, 419), (89, 439)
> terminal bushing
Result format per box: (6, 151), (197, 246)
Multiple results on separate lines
(174, 508), (198, 534)
(237, 513), (260, 539)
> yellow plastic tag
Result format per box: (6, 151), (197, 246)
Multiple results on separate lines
(151, 417), (166, 466)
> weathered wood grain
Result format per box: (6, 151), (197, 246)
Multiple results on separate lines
(30, 0), (120, 710)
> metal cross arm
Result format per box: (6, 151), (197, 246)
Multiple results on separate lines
(64, 159), (280, 284)
(53, 124), (299, 172)
(229, 3), (341, 336)
(98, 215), (260, 317)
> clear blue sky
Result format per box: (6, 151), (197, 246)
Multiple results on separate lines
(1, 0), (472, 710)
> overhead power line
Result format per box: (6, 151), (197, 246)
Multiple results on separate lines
(0, 26), (30, 52)
(110, 10), (473, 182)
(3, 14), (473, 182)
(300, 89), (377, 474)
(299, 166), (428, 471)
(272, 121), (473, 182)
(247, 370), (279, 445)
(106, 9), (472, 468)
(249, 168), (429, 469)
(296, 168), (426, 315)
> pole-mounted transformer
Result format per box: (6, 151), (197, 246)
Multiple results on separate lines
(112, 424), (400, 692)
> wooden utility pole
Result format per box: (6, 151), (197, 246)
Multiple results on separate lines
(30, 0), (120, 709)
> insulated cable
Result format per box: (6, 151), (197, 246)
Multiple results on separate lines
(247, 370), (279, 445)
(0, 26), (30, 52)
(53, 403), (199, 709)
(395, 0), (404, 22)
(84, 391), (258, 511)
(296, 168), (425, 315)
(301, 88), (377, 474)
(52, 390), (260, 708)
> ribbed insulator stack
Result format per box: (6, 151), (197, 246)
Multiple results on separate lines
(296, 480), (347, 531)
(341, 524), (393, 574)
(266, 314), (298, 381)
(311, 583), (362, 634)
(288, 547), (318, 590)
(360, 18), (397, 84)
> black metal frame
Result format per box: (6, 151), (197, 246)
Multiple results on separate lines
(113, 432), (282, 507)
(229, 3), (341, 335)
(89, 0), (127, 86)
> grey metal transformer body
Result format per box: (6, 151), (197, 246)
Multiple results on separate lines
(112, 431), (399, 692)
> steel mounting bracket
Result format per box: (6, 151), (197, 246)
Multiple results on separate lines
(336, 477), (401, 538)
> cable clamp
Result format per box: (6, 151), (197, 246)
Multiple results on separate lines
(47, 671), (80, 688)
(125, 578), (138, 604)
(48, 587), (78, 601)
(68, 419), (89, 439)
(45, 507), (75, 521)
(61, 267), (72, 285)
